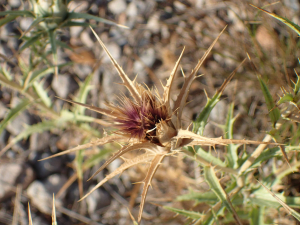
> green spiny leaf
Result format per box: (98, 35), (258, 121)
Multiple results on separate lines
(257, 76), (280, 127)
(163, 206), (203, 220)
(250, 207), (265, 225)
(193, 92), (221, 135)
(225, 103), (239, 168)
(204, 166), (241, 224)
(32, 81), (52, 107)
(19, 33), (43, 52)
(0, 98), (31, 135)
(75, 74), (93, 115)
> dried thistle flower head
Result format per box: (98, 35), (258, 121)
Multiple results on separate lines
(42, 26), (273, 223)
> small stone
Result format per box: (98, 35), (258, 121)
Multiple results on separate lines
(255, 26), (276, 51)
(126, 2), (138, 18)
(0, 163), (22, 200)
(29, 152), (64, 179)
(108, 0), (127, 15)
(27, 181), (61, 214)
(0, 102), (7, 119)
(44, 174), (67, 198)
(80, 31), (94, 48)
(86, 186), (111, 220)
(6, 111), (30, 136)
(101, 43), (121, 63)
(147, 14), (160, 34)
(51, 74), (71, 98)
(19, 17), (33, 31)
(284, 0), (299, 11)
(29, 132), (51, 151)
(8, 0), (21, 8)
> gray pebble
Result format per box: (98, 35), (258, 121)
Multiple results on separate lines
(0, 163), (22, 200)
(52, 74), (71, 98)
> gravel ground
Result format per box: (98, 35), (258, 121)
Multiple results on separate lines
(1, 0), (300, 224)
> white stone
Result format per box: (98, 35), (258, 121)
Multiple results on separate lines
(108, 0), (127, 15)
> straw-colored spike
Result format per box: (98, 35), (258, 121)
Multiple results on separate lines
(28, 203), (33, 225)
(90, 27), (141, 102)
(163, 47), (185, 114)
(39, 135), (126, 161)
(173, 26), (227, 129)
(56, 97), (117, 118)
(138, 153), (166, 223)
(79, 154), (154, 202)
(88, 142), (160, 181)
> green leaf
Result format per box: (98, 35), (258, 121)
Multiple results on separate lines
(32, 81), (52, 107)
(48, 29), (58, 75)
(177, 189), (218, 204)
(0, 15), (18, 27)
(67, 12), (127, 28)
(75, 74), (93, 115)
(0, 10), (35, 17)
(0, 64), (13, 81)
(19, 33), (43, 52)
(277, 93), (294, 105)
(224, 103), (238, 168)
(193, 92), (221, 135)
(60, 20), (93, 28)
(28, 62), (71, 86)
(251, 5), (300, 36)
(257, 76), (280, 127)
(21, 17), (44, 38)
(250, 207), (265, 225)
(0, 99), (31, 135)
(163, 206), (203, 220)
(204, 166), (241, 224)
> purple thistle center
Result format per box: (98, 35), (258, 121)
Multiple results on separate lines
(113, 90), (169, 142)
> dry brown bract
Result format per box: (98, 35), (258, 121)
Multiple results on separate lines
(41, 26), (273, 223)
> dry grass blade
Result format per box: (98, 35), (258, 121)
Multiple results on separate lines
(56, 96), (116, 118)
(163, 47), (185, 116)
(138, 153), (166, 223)
(39, 135), (125, 161)
(87, 142), (160, 181)
(90, 26), (141, 102)
(12, 185), (22, 225)
(79, 154), (154, 202)
(173, 26), (227, 128)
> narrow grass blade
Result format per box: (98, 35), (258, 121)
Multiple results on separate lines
(48, 29), (58, 75)
(0, 98), (31, 135)
(250, 206), (265, 225)
(0, 64), (13, 80)
(60, 21), (93, 28)
(204, 166), (242, 225)
(21, 17), (44, 38)
(33, 81), (51, 107)
(163, 206), (203, 220)
(251, 4), (300, 36)
(224, 103), (238, 168)
(0, 10), (35, 17)
(19, 33), (42, 52)
(257, 76), (280, 127)
(67, 12), (128, 28)
(0, 15), (18, 27)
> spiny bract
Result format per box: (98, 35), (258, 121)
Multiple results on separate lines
(42, 27), (270, 223)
